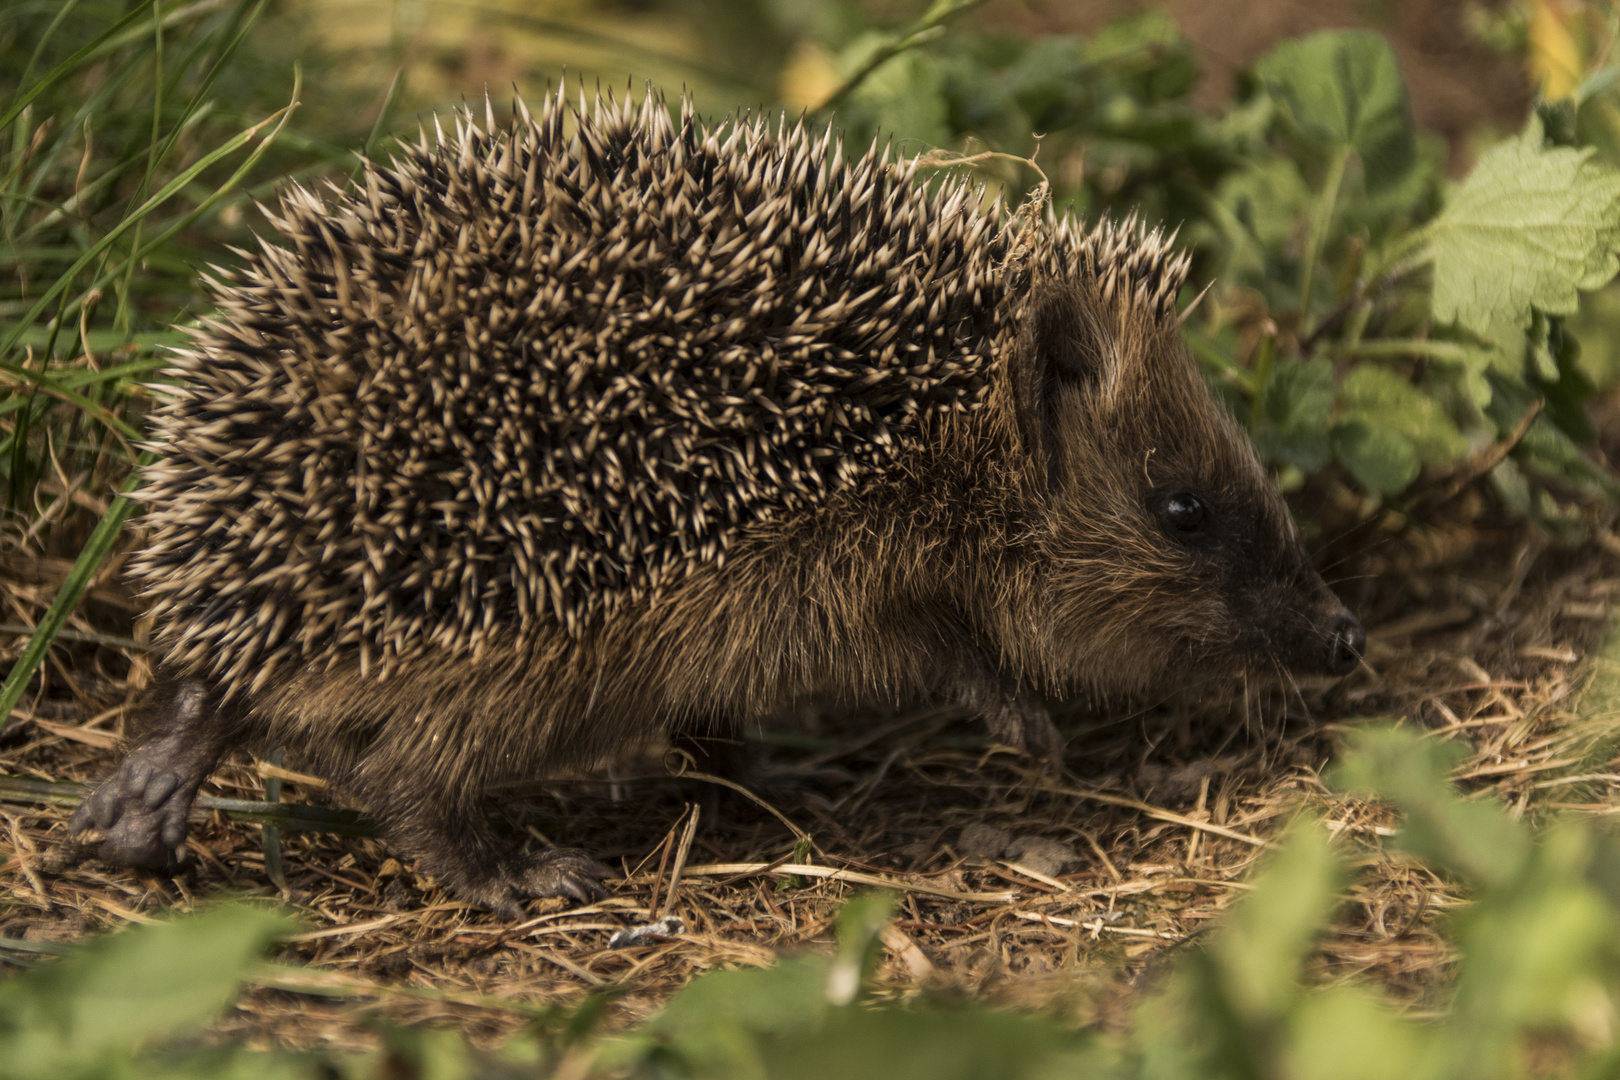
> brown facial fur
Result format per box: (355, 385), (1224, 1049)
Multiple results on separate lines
(72, 91), (1360, 914)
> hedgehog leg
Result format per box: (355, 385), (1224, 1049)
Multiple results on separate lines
(69, 679), (229, 870)
(357, 785), (614, 919)
(952, 674), (1067, 768)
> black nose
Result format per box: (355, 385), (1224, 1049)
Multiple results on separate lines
(1327, 614), (1364, 676)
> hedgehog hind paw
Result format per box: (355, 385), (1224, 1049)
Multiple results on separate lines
(510, 848), (616, 904)
(458, 849), (615, 918)
(67, 752), (199, 870)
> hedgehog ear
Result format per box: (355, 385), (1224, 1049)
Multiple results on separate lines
(1009, 286), (1125, 484)
(1030, 288), (1118, 395)
(1014, 287), (1121, 450)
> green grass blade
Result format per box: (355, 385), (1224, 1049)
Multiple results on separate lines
(13, 0), (86, 97)
(110, 65), (301, 284)
(0, 356), (144, 439)
(0, 1), (161, 135)
(0, 453), (152, 733)
(0, 85), (298, 358)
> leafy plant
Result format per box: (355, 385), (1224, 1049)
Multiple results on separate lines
(8, 5), (1620, 1076)
(808, 11), (1620, 527)
(0, 904), (308, 1080)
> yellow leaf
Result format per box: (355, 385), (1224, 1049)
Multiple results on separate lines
(781, 41), (839, 111)
(1529, 0), (1583, 101)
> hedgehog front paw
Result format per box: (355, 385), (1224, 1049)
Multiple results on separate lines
(68, 750), (196, 870)
(984, 694), (1066, 770)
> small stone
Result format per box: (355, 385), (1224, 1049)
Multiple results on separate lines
(1006, 836), (1080, 878)
(893, 841), (933, 867)
(379, 877), (413, 911)
(958, 823), (1012, 859)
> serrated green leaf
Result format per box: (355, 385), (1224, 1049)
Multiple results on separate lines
(1254, 357), (1334, 471)
(1332, 419), (1419, 494)
(1428, 133), (1620, 347)
(1338, 366), (1467, 466)
(1253, 30), (1416, 190)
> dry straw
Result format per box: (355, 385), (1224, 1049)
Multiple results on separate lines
(4, 484), (1620, 1043)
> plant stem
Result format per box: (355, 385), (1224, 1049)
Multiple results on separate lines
(1298, 145), (1351, 340)
(1324, 338), (1478, 364)
(816, 0), (986, 113)
(1249, 334), (1276, 433)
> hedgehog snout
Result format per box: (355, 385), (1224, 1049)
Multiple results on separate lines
(1239, 583), (1364, 679)
(1325, 612), (1365, 677)
(1283, 606), (1363, 677)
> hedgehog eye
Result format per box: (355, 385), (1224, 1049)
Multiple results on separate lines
(1161, 491), (1207, 534)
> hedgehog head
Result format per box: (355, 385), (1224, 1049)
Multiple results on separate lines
(1005, 227), (1362, 694)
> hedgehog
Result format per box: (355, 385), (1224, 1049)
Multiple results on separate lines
(68, 88), (1364, 915)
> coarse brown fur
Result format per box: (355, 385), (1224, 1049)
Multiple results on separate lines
(68, 89), (1361, 915)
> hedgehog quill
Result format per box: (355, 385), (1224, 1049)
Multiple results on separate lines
(69, 89), (1363, 915)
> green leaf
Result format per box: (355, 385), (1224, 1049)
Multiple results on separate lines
(0, 905), (295, 1079)
(1254, 357), (1334, 471)
(1083, 11), (1199, 104)
(843, 40), (950, 149)
(1427, 131), (1620, 348)
(610, 954), (826, 1077)
(1288, 986), (1433, 1080)
(1212, 819), (1346, 1023)
(1444, 823), (1617, 1076)
(1337, 366), (1467, 466)
(1253, 30), (1416, 190)
(1220, 157), (1312, 249)
(1083, 9), (1182, 63)
(761, 1007), (1085, 1080)
(828, 892), (897, 1005)
(1330, 725), (1531, 888)
(642, 955), (828, 1038)
(1332, 419), (1419, 494)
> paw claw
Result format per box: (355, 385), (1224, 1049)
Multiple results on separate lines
(500, 848), (615, 911)
(160, 814), (187, 849)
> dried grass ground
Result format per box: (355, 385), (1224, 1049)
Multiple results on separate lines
(3, 477), (1620, 1051)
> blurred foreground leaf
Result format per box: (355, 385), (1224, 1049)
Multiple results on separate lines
(0, 905), (296, 1080)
